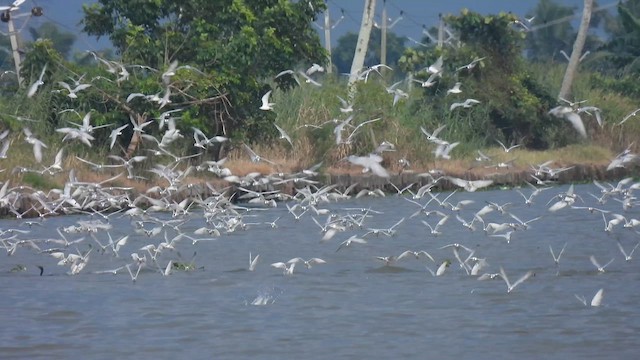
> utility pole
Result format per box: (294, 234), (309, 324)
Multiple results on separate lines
(320, 1), (344, 74)
(7, 16), (22, 86)
(437, 13), (444, 48)
(375, 0), (402, 73)
(348, 0), (376, 91)
(558, 0), (593, 101)
(0, 5), (42, 87)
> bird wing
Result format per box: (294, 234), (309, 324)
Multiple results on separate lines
(499, 267), (511, 288)
(574, 294), (587, 306)
(308, 258), (326, 265)
(58, 81), (72, 92)
(249, 254), (260, 271)
(73, 84), (92, 93)
(27, 81), (41, 98)
(590, 288), (604, 306)
(445, 176), (469, 189)
(511, 271), (533, 289)
(468, 179), (493, 191)
(261, 90), (272, 105)
(564, 112), (587, 138)
(368, 162), (390, 178)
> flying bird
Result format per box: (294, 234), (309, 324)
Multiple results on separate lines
(260, 90), (275, 111)
(274, 124), (293, 147)
(499, 267), (534, 293)
(57, 81), (91, 99)
(27, 64), (47, 98)
(549, 105), (587, 138)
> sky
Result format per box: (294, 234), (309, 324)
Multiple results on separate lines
(0, 0), (615, 53)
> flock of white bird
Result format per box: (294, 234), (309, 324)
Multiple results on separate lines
(2, 156), (639, 308)
(1, 43), (640, 310)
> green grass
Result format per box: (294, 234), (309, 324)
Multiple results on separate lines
(0, 61), (638, 192)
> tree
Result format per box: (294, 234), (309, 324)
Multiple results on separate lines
(591, 1), (640, 77)
(559, 0), (594, 100)
(348, 0), (376, 90)
(400, 10), (566, 149)
(81, 0), (327, 142)
(524, 0), (577, 61)
(524, 0), (608, 62)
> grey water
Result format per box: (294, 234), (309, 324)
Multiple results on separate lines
(1, 183), (639, 359)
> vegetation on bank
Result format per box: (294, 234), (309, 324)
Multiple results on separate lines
(0, 2), (639, 193)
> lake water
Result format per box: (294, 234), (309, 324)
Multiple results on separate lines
(1, 183), (639, 359)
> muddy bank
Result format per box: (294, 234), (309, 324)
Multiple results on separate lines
(1, 163), (637, 219)
(321, 163), (637, 194)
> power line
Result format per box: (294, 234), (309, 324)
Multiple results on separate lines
(386, 0), (439, 27)
(526, 0), (619, 33)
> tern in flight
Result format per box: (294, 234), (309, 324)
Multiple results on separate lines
(260, 90), (275, 111)
(27, 64), (47, 98)
(499, 267), (534, 293)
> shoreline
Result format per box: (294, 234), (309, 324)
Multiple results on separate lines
(322, 163), (637, 194)
(1, 162), (637, 220)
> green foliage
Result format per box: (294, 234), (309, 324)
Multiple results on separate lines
(81, 0), (328, 142)
(446, 10), (525, 70)
(21, 172), (60, 190)
(588, 72), (640, 97)
(399, 10), (565, 149)
(589, 2), (640, 77)
(0, 2), (637, 180)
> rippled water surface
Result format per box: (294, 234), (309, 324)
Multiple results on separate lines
(1, 183), (639, 359)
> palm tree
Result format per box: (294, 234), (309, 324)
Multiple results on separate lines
(559, 0), (594, 100)
(525, 0), (577, 62)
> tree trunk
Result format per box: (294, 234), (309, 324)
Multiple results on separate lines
(558, 0), (593, 100)
(126, 113), (147, 158)
(347, 0), (377, 92)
